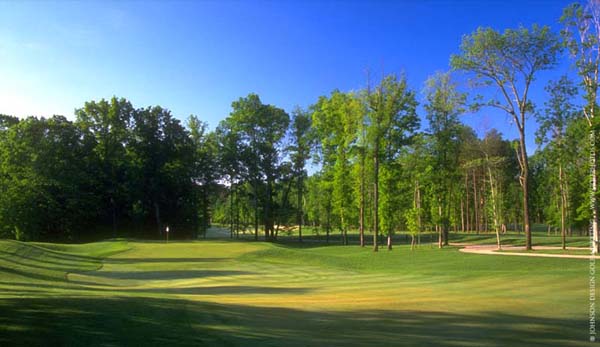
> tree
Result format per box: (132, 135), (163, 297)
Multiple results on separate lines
(189, 116), (218, 239)
(216, 118), (245, 238)
(565, 116), (592, 234)
(0, 116), (97, 241)
(400, 134), (433, 247)
(536, 76), (579, 249)
(76, 97), (134, 236)
(352, 99), (369, 247)
(480, 130), (514, 249)
(226, 94), (290, 241)
(128, 106), (195, 237)
(424, 72), (466, 247)
(561, 1), (600, 253)
(305, 173), (324, 237)
(312, 91), (362, 245)
(289, 107), (312, 242)
(451, 25), (562, 250)
(366, 74), (419, 251)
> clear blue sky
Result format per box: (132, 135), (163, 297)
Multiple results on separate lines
(0, 0), (574, 152)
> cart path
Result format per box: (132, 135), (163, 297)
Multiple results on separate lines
(451, 243), (600, 259)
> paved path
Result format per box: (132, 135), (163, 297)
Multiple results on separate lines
(450, 243), (600, 259)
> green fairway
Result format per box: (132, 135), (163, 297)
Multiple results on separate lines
(0, 238), (595, 346)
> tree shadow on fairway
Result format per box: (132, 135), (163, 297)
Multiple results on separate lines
(0, 280), (312, 297)
(0, 252), (97, 273)
(105, 257), (232, 264)
(0, 297), (590, 347)
(0, 266), (64, 283)
(77, 270), (252, 281)
(0, 249), (100, 268)
(129, 285), (312, 295)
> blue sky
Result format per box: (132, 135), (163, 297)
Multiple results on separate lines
(0, 0), (574, 152)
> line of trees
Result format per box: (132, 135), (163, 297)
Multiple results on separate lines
(1, 1), (599, 252)
(0, 99), (219, 241)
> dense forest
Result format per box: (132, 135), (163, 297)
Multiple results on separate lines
(1, 1), (599, 253)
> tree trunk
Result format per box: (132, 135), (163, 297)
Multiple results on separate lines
(275, 178), (293, 240)
(265, 179), (273, 241)
(591, 130), (599, 253)
(472, 170), (479, 234)
(518, 130), (532, 250)
(297, 175), (303, 242)
(438, 201), (443, 248)
(559, 164), (567, 250)
(344, 227), (348, 246)
(373, 140), (379, 252)
(443, 192), (449, 246)
(341, 205), (348, 245)
(465, 173), (470, 233)
(230, 184), (234, 239)
(487, 163), (501, 250)
(482, 186), (487, 233)
(234, 185), (239, 239)
(565, 175), (572, 237)
(415, 181), (422, 246)
(326, 210), (330, 244)
(460, 198), (465, 233)
(359, 149), (365, 247)
(253, 182), (259, 241)
(387, 234), (392, 250)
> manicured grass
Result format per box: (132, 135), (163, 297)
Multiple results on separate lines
(0, 238), (595, 346)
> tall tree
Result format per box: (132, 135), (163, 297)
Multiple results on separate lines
(312, 91), (362, 245)
(562, 1), (600, 253)
(451, 25), (562, 250)
(289, 107), (312, 242)
(128, 106), (195, 236)
(366, 74), (419, 251)
(189, 116), (218, 239)
(424, 72), (466, 247)
(536, 76), (579, 249)
(481, 130), (513, 249)
(216, 118), (245, 238)
(76, 97), (134, 236)
(353, 100), (369, 247)
(226, 94), (289, 241)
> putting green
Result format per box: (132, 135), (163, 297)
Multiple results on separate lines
(0, 239), (595, 346)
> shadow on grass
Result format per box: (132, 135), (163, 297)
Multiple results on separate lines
(0, 249), (99, 268)
(0, 280), (311, 296)
(0, 253), (92, 273)
(0, 266), (64, 283)
(0, 296), (589, 347)
(105, 257), (232, 264)
(73, 270), (253, 281)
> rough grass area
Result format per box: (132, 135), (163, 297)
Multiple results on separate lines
(0, 238), (595, 346)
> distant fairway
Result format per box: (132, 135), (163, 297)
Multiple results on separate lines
(0, 237), (595, 346)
